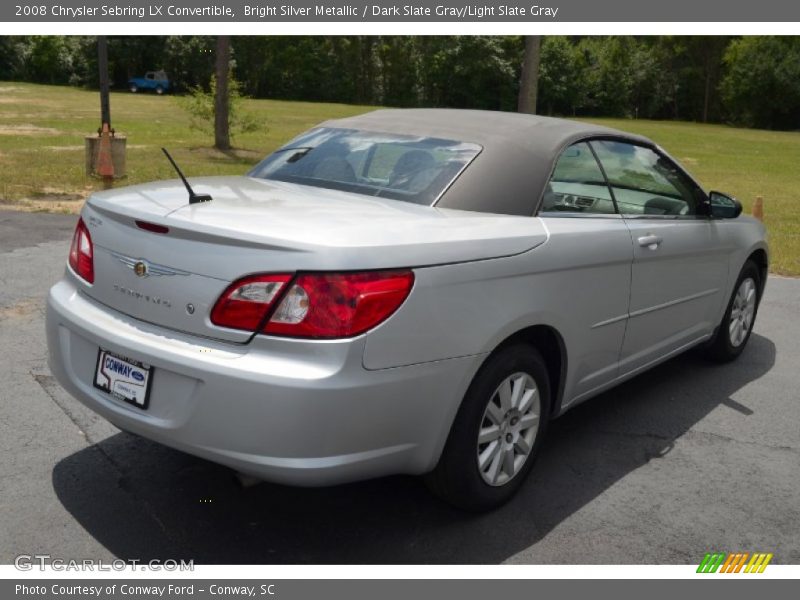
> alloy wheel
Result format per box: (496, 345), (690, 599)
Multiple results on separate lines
(729, 277), (757, 347)
(476, 372), (540, 486)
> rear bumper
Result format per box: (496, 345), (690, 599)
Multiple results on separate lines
(46, 277), (483, 486)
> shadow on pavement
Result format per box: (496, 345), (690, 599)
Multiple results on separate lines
(52, 334), (776, 564)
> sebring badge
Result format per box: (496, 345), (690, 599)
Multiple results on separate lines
(112, 284), (172, 308)
(111, 252), (190, 278)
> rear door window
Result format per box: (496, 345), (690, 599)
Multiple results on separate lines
(540, 142), (616, 215)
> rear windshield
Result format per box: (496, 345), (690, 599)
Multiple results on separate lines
(248, 128), (481, 205)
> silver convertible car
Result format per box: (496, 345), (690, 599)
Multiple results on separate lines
(47, 109), (768, 510)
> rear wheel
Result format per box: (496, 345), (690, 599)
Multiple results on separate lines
(426, 344), (551, 511)
(129, 84), (138, 93)
(706, 260), (761, 362)
(155, 86), (164, 95)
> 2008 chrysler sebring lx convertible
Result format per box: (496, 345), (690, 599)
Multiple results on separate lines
(47, 109), (768, 510)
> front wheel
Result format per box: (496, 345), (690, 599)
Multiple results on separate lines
(425, 344), (551, 511)
(155, 86), (164, 95)
(706, 260), (761, 362)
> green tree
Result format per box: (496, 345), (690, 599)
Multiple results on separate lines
(177, 74), (262, 144)
(19, 36), (84, 85)
(419, 36), (518, 110)
(538, 36), (587, 115)
(376, 37), (420, 106)
(722, 37), (800, 129)
(162, 36), (216, 92)
(0, 37), (24, 80)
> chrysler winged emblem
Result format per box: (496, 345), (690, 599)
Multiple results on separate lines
(134, 261), (147, 277)
(112, 252), (190, 278)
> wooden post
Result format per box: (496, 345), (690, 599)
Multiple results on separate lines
(214, 36), (231, 151)
(752, 196), (764, 221)
(517, 36), (542, 115)
(97, 36), (111, 130)
(96, 36), (114, 186)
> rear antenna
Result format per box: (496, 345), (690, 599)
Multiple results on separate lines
(161, 148), (212, 204)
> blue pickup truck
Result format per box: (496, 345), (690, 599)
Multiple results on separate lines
(128, 71), (171, 95)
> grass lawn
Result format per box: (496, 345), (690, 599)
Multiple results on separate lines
(1, 81), (798, 275)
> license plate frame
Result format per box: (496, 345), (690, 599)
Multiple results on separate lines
(93, 348), (153, 410)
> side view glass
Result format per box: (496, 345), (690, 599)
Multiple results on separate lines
(709, 191), (743, 219)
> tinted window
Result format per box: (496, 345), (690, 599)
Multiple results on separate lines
(591, 140), (702, 216)
(248, 128), (481, 206)
(540, 142), (615, 215)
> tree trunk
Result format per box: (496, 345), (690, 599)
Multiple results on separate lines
(517, 36), (542, 114)
(214, 36), (231, 151)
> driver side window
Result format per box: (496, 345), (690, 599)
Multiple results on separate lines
(591, 140), (703, 217)
(540, 142), (616, 215)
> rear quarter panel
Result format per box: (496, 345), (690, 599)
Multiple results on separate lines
(363, 216), (635, 412)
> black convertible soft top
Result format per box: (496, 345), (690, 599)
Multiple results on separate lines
(323, 109), (653, 215)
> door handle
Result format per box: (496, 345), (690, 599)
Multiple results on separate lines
(638, 234), (663, 249)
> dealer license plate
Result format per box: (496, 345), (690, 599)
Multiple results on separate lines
(93, 349), (153, 409)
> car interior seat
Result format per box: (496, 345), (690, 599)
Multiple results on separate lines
(389, 150), (435, 188)
(311, 157), (357, 183)
(643, 196), (687, 215)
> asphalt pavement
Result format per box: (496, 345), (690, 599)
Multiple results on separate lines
(1, 209), (798, 564)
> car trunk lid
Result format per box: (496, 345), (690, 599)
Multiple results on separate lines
(80, 176), (547, 342)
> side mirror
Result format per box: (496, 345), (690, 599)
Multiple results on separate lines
(708, 191), (743, 219)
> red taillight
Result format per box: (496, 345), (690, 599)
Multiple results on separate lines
(210, 274), (293, 331)
(68, 218), (94, 284)
(264, 270), (414, 339)
(210, 270), (415, 338)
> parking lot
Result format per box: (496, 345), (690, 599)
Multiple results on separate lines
(1, 209), (798, 565)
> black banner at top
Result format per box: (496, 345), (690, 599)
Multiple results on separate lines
(3, 0), (800, 22)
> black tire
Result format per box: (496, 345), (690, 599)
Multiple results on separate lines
(425, 344), (551, 511)
(129, 84), (138, 93)
(155, 86), (164, 95)
(706, 260), (761, 362)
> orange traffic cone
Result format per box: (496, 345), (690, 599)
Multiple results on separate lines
(752, 196), (764, 221)
(96, 122), (115, 179)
